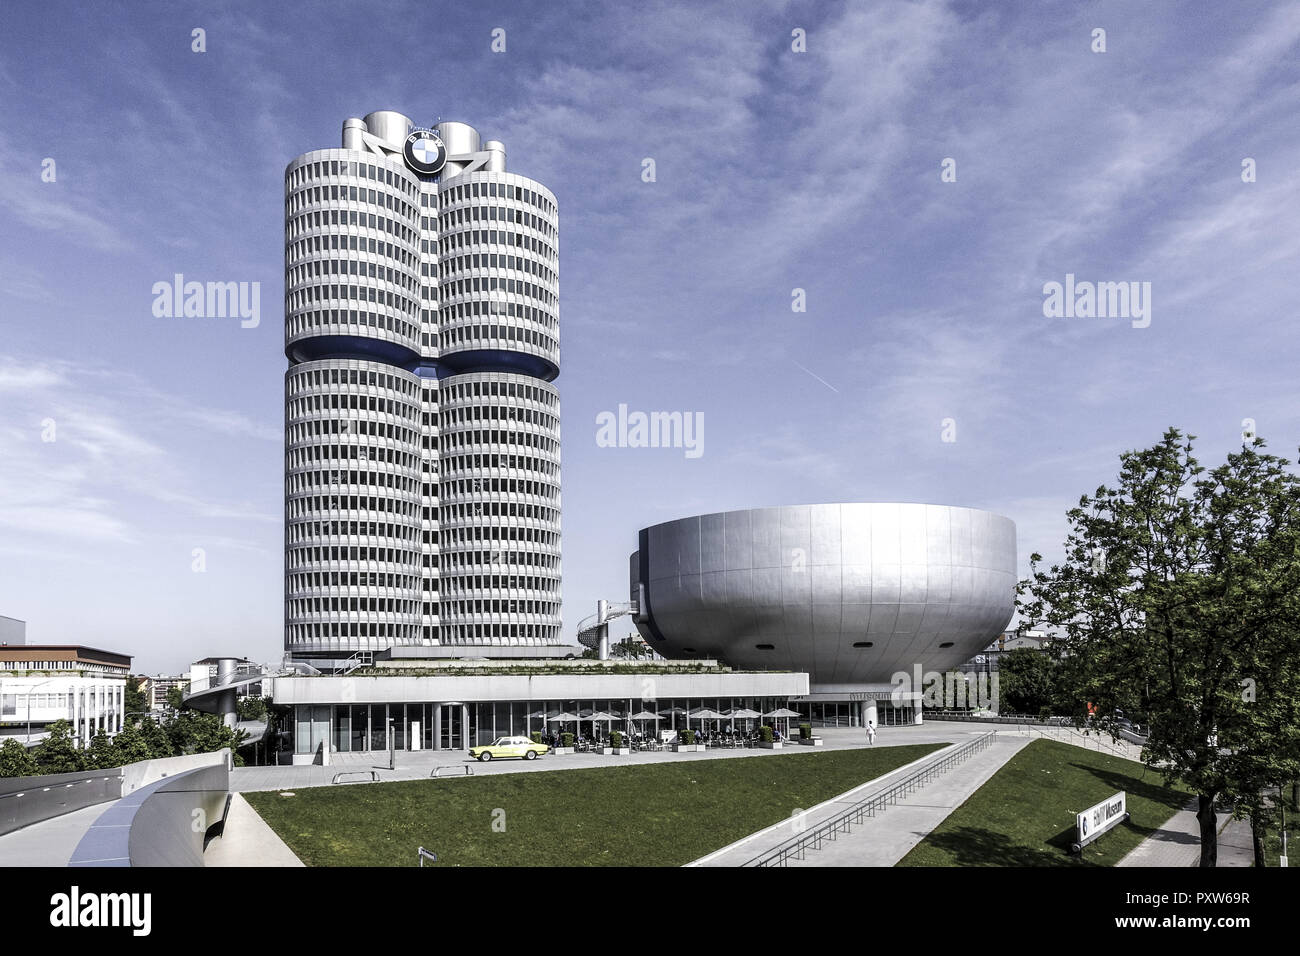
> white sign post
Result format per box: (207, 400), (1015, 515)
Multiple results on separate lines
(1071, 791), (1129, 853)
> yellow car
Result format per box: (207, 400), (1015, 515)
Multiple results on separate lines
(469, 736), (549, 762)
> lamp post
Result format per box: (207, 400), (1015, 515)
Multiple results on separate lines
(26, 678), (58, 745)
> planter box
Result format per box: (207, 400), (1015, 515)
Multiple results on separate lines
(672, 743), (703, 752)
(601, 747), (632, 755)
(798, 737), (824, 747)
(756, 741), (783, 749)
(552, 747), (575, 755)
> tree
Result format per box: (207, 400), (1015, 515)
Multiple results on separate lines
(112, 722), (153, 765)
(164, 711), (248, 765)
(0, 738), (37, 777)
(165, 685), (186, 712)
(85, 730), (120, 770)
(235, 695), (268, 722)
(1018, 429), (1300, 866)
(124, 677), (147, 724)
(999, 648), (1058, 715)
(32, 720), (84, 775)
(138, 716), (173, 760)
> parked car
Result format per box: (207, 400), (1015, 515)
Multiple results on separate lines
(469, 736), (549, 762)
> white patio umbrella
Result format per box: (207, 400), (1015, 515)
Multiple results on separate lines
(725, 707), (761, 731)
(690, 708), (726, 738)
(764, 707), (802, 739)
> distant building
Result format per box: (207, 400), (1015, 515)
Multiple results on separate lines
(0, 615), (26, 646)
(138, 675), (189, 711)
(0, 645), (132, 746)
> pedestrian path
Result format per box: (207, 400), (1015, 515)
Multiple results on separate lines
(1117, 799), (1256, 867)
(204, 793), (304, 867)
(691, 732), (1029, 867)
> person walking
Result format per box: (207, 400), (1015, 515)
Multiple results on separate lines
(866, 721), (876, 746)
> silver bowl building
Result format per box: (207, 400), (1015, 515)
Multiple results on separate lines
(628, 503), (1016, 724)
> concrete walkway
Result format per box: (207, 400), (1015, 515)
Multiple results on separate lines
(1117, 799), (1257, 867)
(0, 802), (109, 867)
(204, 793), (304, 867)
(691, 731), (1026, 867)
(230, 724), (974, 793)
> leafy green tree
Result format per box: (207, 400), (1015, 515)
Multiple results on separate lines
(124, 678), (147, 724)
(235, 695), (268, 721)
(0, 738), (38, 777)
(85, 730), (121, 770)
(1018, 430), (1300, 866)
(164, 711), (248, 765)
(165, 685), (187, 712)
(32, 719), (85, 774)
(112, 722), (152, 765)
(999, 648), (1058, 715)
(139, 717), (174, 759)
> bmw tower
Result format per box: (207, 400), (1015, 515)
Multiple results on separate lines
(284, 111), (562, 670)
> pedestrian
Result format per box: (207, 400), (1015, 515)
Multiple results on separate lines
(866, 721), (876, 746)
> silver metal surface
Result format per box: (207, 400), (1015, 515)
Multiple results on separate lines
(630, 503), (1016, 685)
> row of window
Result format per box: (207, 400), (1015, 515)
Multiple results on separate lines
(439, 297), (556, 334)
(287, 283), (420, 330)
(286, 444), (421, 472)
(288, 494), (420, 519)
(442, 378), (557, 405)
(441, 274), (556, 309)
(441, 501), (560, 523)
(441, 429), (559, 454)
(287, 470), (421, 496)
(440, 178), (555, 218)
(286, 308), (418, 345)
(440, 452), (559, 479)
(288, 418), (420, 445)
(288, 206), (419, 248)
(441, 251), (556, 288)
(442, 575), (559, 595)
(438, 624), (562, 643)
(286, 623), (421, 643)
(286, 183), (419, 226)
(443, 525), (560, 548)
(288, 392), (418, 418)
(439, 202), (556, 243)
(288, 234), (417, 273)
(289, 598), (421, 616)
(287, 258), (418, 298)
(442, 477), (558, 500)
(441, 599), (561, 618)
(442, 549), (560, 571)
(288, 571), (421, 591)
(289, 364), (420, 397)
(441, 226), (554, 262)
(441, 322), (557, 355)
(287, 157), (419, 202)
(286, 545), (421, 567)
(286, 520), (420, 544)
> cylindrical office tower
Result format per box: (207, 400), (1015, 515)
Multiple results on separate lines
(284, 112), (561, 666)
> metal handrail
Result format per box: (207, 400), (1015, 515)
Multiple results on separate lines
(431, 765), (474, 778)
(744, 732), (997, 867)
(331, 770), (379, 785)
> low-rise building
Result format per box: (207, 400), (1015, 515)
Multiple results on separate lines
(0, 645), (132, 746)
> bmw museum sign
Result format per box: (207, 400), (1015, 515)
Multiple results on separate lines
(1071, 791), (1129, 853)
(403, 128), (446, 175)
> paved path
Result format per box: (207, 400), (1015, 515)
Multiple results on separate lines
(0, 803), (110, 867)
(230, 724), (974, 792)
(690, 731), (1026, 867)
(1118, 800), (1256, 867)
(204, 793), (304, 867)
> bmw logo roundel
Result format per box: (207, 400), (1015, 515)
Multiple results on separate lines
(403, 129), (446, 175)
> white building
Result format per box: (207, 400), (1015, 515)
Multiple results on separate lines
(0, 645), (132, 746)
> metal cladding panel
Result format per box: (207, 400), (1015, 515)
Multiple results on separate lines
(636, 503), (1016, 685)
(724, 509), (753, 571)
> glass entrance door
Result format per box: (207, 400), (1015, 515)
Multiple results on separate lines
(440, 705), (462, 750)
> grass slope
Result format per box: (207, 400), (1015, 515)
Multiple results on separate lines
(245, 743), (942, 867)
(898, 739), (1190, 867)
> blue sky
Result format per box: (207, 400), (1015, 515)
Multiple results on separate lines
(1, 0), (1297, 674)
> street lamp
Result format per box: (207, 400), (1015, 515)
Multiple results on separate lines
(26, 678), (58, 745)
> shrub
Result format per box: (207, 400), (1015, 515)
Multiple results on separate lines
(529, 731), (543, 744)
(760, 725), (774, 743)
(680, 729), (696, 745)
(561, 732), (574, 748)
(799, 722), (812, 740)
(610, 731), (623, 748)
(0, 738), (37, 777)
(33, 720), (84, 774)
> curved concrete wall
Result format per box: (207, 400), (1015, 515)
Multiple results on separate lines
(69, 750), (231, 867)
(631, 503), (1016, 687)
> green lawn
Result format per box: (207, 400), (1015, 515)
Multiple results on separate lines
(244, 744), (943, 866)
(898, 739), (1191, 867)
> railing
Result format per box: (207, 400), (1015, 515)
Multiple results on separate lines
(431, 765), (474, 778)
(331, 770), (380, 785)
(744, 732), (997, 867)
(0, 770), (123, 837)
(417, 846), (438, 866)
(339, 652), (373, 676)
